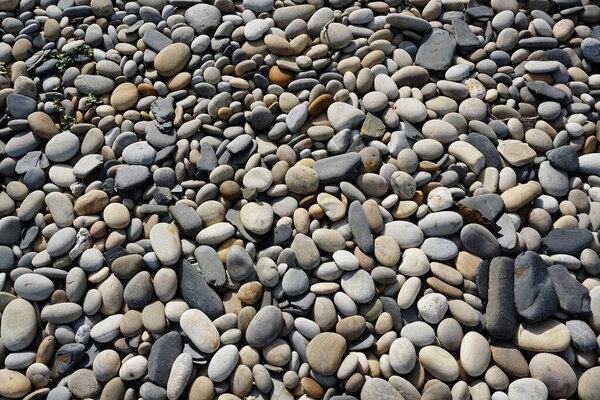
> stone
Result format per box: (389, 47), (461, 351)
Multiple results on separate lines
(486, 257), (518, 340)
(147, 331), (182, 387)
(306, 333), (347, 376)
(0, 369), (31, 398)
(185, 4), (221, 34)
(154, 43), (191, 77)
(460, 332), (491, 377)
(416, 29), (456, 71)
(327, 102), (366, 131)
(361, 378), (403, 400)
(513, 251), (558, 322)
(150, 223), (181, 266)
(174, 259), (224, 318)
(548, 265), (592, 317)
(180, 309), (220, 353)
(245, 306), (283, 347)
(340, 270), (375, 304)
(419, 346), (459, 382)
(529, 353), (577, 398)
(0, 298), (37, 351)
(207, 344), (238, 382)
(514, 319), (571, 353)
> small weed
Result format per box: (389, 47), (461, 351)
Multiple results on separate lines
(73, 43), (94, 57)
(60, 115), (77, 130)
(50, 50), (73, 71)
(85, 92), (103, 107)
(53, 98), (64, 112)
(0, 62), (11, 79)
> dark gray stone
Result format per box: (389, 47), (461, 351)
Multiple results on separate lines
(548, 265), (592, 317)
(415, 29), (456, 71)
(458, 193), (505, 222)
(467, 133), (502, 170)
(485, 257), (518, 340)
(225, 245), (254, 281)
(174, 259), (224, 319)
(245, 305), (283, 347)
(114, 165), (152, 199)
(548, 146), (579, 172)
(123, 271), (154, 309)
(542, 228), (594, 255)
(514, 251), (558, 322)
(197, 142), (218, 172)
(50, 343), (85, 379)
(566, 320), (596, 351)
(169, 204), (203, 237)
(194, 246), (227, 287)
(348, 200), (374, 254)
(7, 93), (37, 119)
(452, 18), (480, 52)
(476, 259), (490, 302)
(313, 153), (362, 184)
(148, 331), (182, 387)
(151, 98), (175, 123)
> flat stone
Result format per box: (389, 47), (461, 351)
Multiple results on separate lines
(174, 259), (224, 319)
(416, 29), (456, 71)
(548, 264), (592, 317)
(513, 251), (558, 322)
(514, 318), (571, 352)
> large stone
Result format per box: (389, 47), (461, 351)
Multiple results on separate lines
(513, 251), (558, 322)
(306, 333), (347, 376)
(0, 298), (37, 351)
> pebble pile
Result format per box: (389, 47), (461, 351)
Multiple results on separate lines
(2, 0), (600, 398)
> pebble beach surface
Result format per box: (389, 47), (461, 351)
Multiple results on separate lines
(1, 0), (600, 399)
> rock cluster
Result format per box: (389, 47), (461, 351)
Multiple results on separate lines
(0, 0), (600, 399)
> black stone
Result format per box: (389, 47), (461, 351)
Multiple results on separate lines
(514, 251), (558, 322)
(485, 257), (518, 340)
(542, 227), (594, 255)
(466, 133), (502, 170)
(476, 259), (490, 302)
(549, 265), (592, 317)
(148, 331), (182, 387)
(547, 145), (579, 172)
(174, 259), (224, 319)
